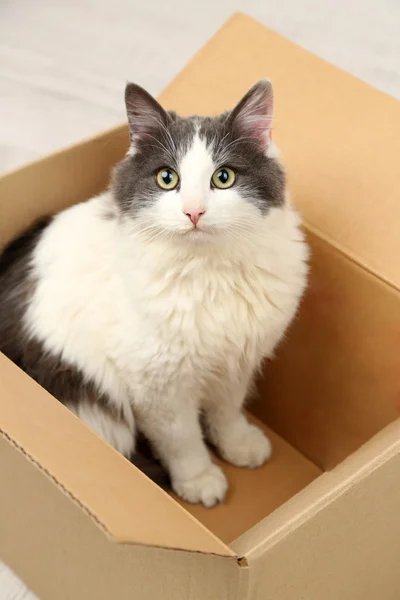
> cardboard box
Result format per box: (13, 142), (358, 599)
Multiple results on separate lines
(1, 12), (400, 599)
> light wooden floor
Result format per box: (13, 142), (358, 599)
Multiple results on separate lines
(0, 0), (399, 598)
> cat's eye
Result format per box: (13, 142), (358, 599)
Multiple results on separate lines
(156, 168), (179, 190)
(211, 167), (236, 189)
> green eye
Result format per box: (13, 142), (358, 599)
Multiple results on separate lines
(211, 167), (236, 189)
(156, 168), (179, 190)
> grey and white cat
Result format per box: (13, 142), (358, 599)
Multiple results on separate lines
(0, 81), (308, 507)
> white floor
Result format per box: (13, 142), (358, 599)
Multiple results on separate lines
(0, 0), (399, 597)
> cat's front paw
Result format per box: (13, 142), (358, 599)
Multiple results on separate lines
(219, 424), (272, 468)
(172, 464), (228, 508)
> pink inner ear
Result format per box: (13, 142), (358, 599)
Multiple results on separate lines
(240, 115), (272, 152)
(235, 84), (274, 150)
(244, 114), (273, 145)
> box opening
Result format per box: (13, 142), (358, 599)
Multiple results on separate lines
(2, 150), (399, 544)
(1, 134), (398, 550)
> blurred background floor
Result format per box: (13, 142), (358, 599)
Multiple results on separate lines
(0, 0), (399, 597)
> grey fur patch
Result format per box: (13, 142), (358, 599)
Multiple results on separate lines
(0, 219), (50, 364)
(112, 112), (197, 216)
(199, 115), (285, 213)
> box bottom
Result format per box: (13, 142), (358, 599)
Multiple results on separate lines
(173, 414), (322, 543)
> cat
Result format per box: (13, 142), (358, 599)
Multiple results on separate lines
(0, 80), (308, 507)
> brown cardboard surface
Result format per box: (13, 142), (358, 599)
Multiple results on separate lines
(174, 415), (321, 544)
(0, 126), (128, 249)
(0, 354), (232, 556)
(232, 419), (400, 555)
(232, 420), (400, 600)
(159, 13), (400, 291)
(0, 437), (246, 600)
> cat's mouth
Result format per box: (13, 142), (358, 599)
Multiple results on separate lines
(184, 225), (211, 237)
(177, 221), (219, 241)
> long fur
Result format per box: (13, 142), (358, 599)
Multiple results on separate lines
(0, 81), (308, 507)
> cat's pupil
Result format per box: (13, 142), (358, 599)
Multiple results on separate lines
(218, 170), (229, 184)
(162, 170), (173, 185)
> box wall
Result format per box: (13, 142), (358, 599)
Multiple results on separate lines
(243, 422), (400, 600)
(253, 231), (400, 469)
(0, 125), (128, 249)
(0, 436), (246, 600)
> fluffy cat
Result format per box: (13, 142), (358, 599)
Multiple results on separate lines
(0, 80), (308, 507)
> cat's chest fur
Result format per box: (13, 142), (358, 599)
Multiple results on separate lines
(117, 211), (307, 389)
(27, 194), (307, 401)
(124, 254), (287, 362)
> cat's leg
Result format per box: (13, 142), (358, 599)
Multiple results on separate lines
(67, 401), (135, 458)
(134, 397), (227, 507)
(203, 375), (271, 468)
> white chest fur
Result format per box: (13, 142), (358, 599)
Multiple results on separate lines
(26, 193), (308, 409)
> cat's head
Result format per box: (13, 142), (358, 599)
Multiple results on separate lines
(112, 81), (285, 246)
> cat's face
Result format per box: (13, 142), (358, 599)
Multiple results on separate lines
(113, 81), (285, 245)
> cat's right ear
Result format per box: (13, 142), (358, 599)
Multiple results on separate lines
(125, 83), (170, 147)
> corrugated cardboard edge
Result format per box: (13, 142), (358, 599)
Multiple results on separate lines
(0, 427), (109, 536)
(0, 433), (248, 600)
(0, 423), (245, 561)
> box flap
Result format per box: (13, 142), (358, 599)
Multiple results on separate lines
(0, 353), (233, 557)
(159, 13), (400, 291)
(0, 435), (246, 600)
(232, 419), (400, 555)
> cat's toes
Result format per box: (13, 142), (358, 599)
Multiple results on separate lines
(220, 424), (272, 468)
(172, 464), (228, 508)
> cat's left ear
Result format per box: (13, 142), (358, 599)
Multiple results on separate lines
(227, 80), (273, 151)
(125, 83), (170, 146)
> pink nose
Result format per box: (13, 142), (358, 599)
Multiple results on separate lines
(184, 210), (205, 226)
